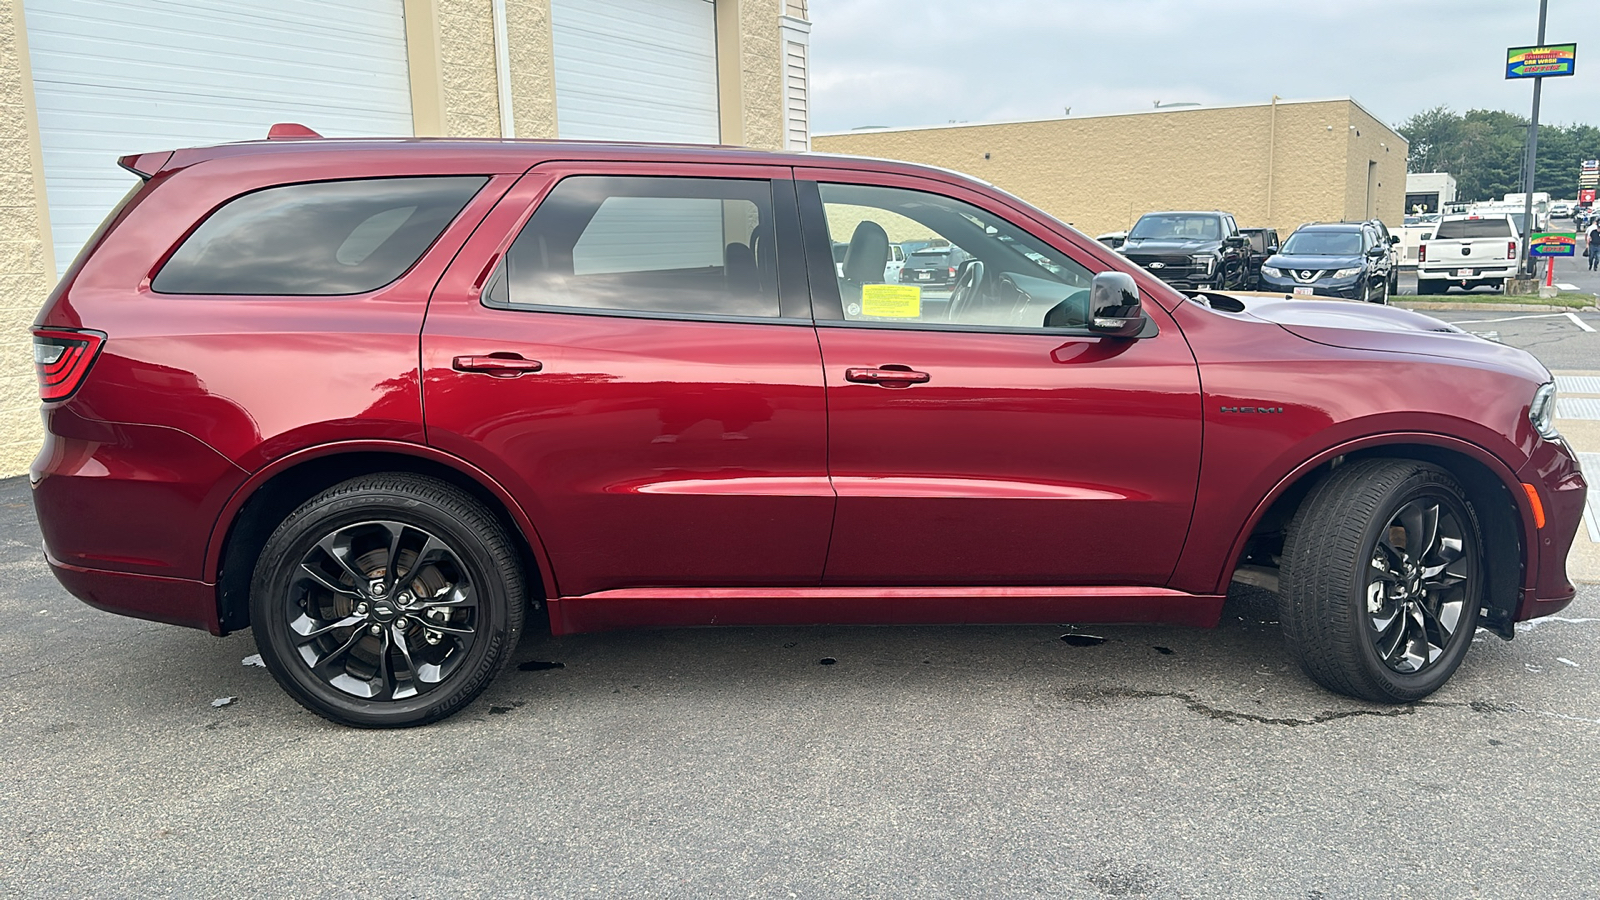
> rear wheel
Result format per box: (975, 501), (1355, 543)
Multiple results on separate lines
(1417, 278), (1442, 296)
(1279, 460), (1483, 703)
(250, 474), (525, 727)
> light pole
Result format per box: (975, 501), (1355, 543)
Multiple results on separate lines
(1518, 0), (1549, 278)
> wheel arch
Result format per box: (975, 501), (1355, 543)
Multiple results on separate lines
(206, 441), (555, 635)
(1221, 433), (1532, 638)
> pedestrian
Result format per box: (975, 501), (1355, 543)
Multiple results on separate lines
(1588, 221), (1600, 271)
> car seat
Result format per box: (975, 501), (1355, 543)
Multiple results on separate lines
(840, 220), (890, 304)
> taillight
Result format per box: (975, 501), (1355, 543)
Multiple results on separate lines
(948, 266), (957, 277)
(1508, 241), (1518, 259)
(1418, 244), (1426, 263)
(32, 328), (106, 401)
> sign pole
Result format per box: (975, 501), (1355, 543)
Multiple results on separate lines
(1519, 0), (1549, 278)
(1546, 254), (1554, 289)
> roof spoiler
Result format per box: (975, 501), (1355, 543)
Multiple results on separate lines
(117, 151), (173, 181)
(267, 122), (323, 140)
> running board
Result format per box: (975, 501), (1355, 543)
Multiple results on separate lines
(546, 586), (1227, 636)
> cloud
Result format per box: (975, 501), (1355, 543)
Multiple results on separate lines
(809, 0), (1599, 134)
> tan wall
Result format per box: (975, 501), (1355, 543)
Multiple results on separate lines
(812, 100), (1408, 239)
(735, 0), (785, 150)
(1343, 102), (1407, 226)
(505, 0), (557, 138)
(0, 0), (53, 478)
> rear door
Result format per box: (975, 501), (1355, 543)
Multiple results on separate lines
(796, 170), (1203, 587)
(421, 163), (831, 597)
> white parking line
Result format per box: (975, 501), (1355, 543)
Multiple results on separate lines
(1566, 312), (1597, 333)
(1449, 313), (1574, 325)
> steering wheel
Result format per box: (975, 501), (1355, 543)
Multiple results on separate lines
(945, 259), (986, 323)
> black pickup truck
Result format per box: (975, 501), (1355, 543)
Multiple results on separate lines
(1121, 210), (1251, 290)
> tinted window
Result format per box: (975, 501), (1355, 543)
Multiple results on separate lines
(1281, 231), (1362, 256)
(154, 177), (486, 295)
(818, 182), (1093, 329)
(1434, 219), (1516, 239)
(1128, 214), (1221, 241)
(489, 176), (778, 319)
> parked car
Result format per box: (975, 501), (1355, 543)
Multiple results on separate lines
(1400, 215), (1441, 267)
(1417, 214), (1521, 294)
(1120, 211), (1250, 290)
(1258, 222), (1392, 303)
(1238, 227), (1280, 289)
(1551, 201), (1573, 219)
(1363, 218), (1402, 295)
(30, 130), (1583, 726)
(899, 242), (968, 288)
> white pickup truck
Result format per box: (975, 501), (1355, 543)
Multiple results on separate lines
(1416, 214), (1521, 294)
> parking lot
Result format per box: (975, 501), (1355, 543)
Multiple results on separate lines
(3, 362), (1600, 897)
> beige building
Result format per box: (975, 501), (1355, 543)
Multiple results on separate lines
(0, 0), (810, 477)
(813, 97), (1407, 243)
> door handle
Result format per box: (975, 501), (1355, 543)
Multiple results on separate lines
(844, 366), (930, 386)
(452, 355), (544, 376)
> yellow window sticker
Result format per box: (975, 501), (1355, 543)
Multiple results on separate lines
(860, 284), (922, 318)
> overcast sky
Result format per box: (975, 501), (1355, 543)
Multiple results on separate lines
(808, 0), (1597, 136)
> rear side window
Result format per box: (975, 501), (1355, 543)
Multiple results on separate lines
(153, 177), (487, 295)
(1434, 219), (1514, 239)
(488, 175), (779, 319)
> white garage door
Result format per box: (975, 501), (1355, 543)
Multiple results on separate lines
(25, 0), (414, 275)
(551, 0), (719, 144)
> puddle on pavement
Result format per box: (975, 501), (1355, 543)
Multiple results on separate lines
(518, 660), (565, 672)
(1060, 634), (1107, 647)
(819, 657), (837, 665)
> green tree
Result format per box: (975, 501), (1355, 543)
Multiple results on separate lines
(1398, 107), (1600, 202)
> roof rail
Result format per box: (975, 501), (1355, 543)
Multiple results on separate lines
(267, 123), (323, 140)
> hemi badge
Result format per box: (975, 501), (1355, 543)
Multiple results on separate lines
(1219, 406), (1284, 414)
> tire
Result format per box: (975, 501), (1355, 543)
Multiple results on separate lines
(1278, 460), (1483, 703)
(1417, 278), (1442, 296)
(250, 473), (526, 727)
(1371, 275), (1389, 305)
(1388, 269), (1399, 295)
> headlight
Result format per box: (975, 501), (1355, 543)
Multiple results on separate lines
(1332, 267), (1364, 279)
(1190, 255), (1216, 274)
(1530, 382), (1559, 439)
(1260, 265), (1282, 277)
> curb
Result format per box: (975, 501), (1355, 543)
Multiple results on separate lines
(1394, 302), (1597, 313)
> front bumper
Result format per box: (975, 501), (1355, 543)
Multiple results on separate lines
(1258, 273), (1363, 299)
(1515, 437), (1587, 622)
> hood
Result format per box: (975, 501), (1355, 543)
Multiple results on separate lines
(1200, 292), (1550, 379)
(1123, 237), (1219, 254)
(1266, 253), (1363, 271)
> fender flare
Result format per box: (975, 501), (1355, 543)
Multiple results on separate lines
(201, 439), (560, 602)
(1210, 431), (1536, 595)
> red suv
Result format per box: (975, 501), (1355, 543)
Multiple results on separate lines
(30, 131), (1586, 727)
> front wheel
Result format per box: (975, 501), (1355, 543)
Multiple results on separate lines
(250, 473), (525, 727)
(1279, 460), (1483, 703)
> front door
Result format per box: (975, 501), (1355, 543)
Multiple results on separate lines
(796, 173), (1203, 587)
(422, 165), (831, 597)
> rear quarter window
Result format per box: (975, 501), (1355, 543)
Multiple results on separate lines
(152, 176), (487, 295)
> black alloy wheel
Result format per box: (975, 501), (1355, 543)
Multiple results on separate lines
(1279, 460), (1483, 703)
(251, 474), (525, 727)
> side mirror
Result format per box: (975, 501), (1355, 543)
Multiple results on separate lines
(1087, 271), (1146, 338)
(1266, 244), (1279, 254)
(1388, 235), (1401, 244)
(1225, 235), (1247, 248)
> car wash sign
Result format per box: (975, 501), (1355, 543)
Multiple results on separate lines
(1507, 44), (1577, 79)
(1529, 232), (1577, 257)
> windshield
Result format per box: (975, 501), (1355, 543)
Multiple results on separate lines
(1128, 214), (1221, 241)
(1281, 231), (1362, 256)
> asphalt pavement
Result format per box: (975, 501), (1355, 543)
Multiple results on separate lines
(5, 279), (1600, 897)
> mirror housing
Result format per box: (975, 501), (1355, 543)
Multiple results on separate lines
(1224, 234), (1247, 248)
(1388, 234), (1401, 244)
(1087, 271), (1146, 338)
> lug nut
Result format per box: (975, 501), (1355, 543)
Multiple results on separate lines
(395, 617), (409, 629)
(369, 625), (382, 636)
(355, 603), (369, 615)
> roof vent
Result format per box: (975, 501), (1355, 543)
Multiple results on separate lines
(267, 123), (323, 140)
